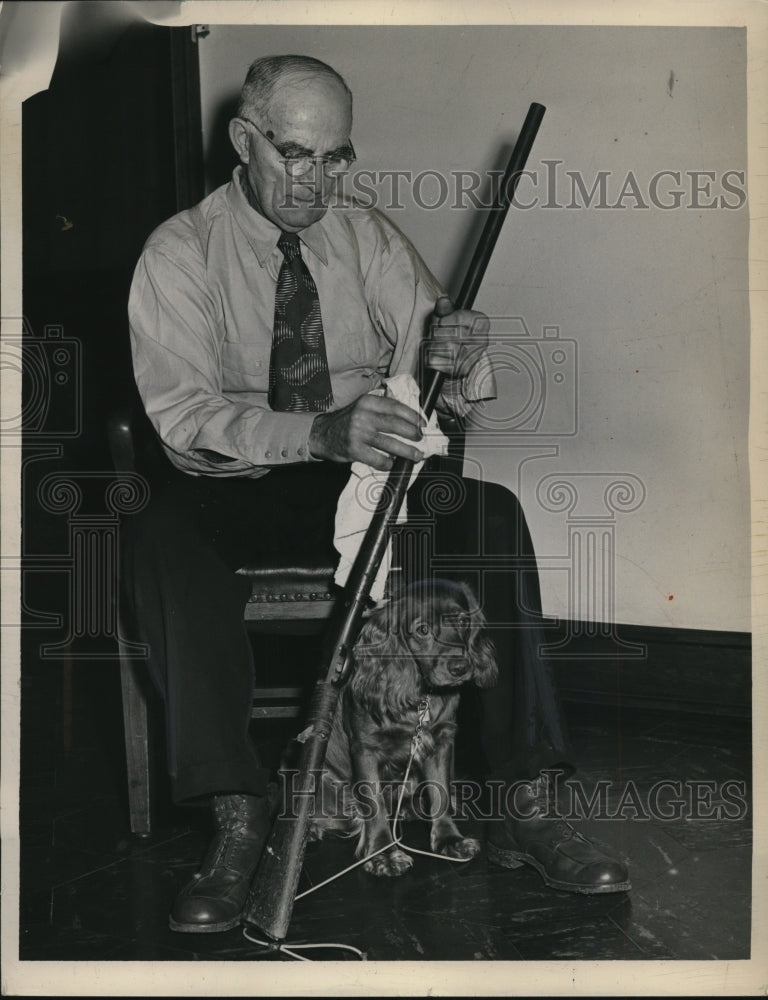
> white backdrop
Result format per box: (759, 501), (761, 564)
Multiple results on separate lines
(198, 24), (750, 633)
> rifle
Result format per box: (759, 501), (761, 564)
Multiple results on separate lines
(242, 101), (547, 942)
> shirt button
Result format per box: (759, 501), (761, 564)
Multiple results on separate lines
(298, 447), (305, 456)
(281, 449), (288, 458)
(265, 451), (272, 458)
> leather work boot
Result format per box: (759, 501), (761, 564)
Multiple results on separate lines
(169, 793), (271, 932)
(486, 773), (631, 894)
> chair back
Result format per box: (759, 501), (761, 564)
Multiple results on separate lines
(107, 388), (171, 479)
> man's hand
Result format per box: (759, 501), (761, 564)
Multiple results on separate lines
(425, 295), (490, 379)
(309, 394), (425, 470)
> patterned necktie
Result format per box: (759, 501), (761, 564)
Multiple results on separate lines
(268, 231), (334, 412)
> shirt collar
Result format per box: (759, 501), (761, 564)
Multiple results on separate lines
(225, 166), (329, 267)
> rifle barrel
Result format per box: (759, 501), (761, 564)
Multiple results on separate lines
(242, 102), (547, 942)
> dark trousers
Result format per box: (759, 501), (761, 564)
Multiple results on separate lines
(123, 459), (573, 803)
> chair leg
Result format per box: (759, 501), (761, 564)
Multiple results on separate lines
(119, 654), (152, 836)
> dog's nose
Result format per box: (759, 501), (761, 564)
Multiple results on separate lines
(447, 660), (467, 678)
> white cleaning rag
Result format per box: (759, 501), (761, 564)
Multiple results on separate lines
(333, 373), (449, 603)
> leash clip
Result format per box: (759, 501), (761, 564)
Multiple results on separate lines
(411, 694), (431, 750)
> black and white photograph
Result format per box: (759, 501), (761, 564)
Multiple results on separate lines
(1, 0), (765, 995)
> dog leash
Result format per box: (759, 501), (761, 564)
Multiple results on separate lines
(242, 693), (476, 959)
(414, 695), (431, 740)
(390, 694), (476, 862)
(292, 695), (446, 901)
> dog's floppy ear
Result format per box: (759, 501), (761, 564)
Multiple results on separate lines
(465, 601), (499, 689)
(442, 580), (498, 689)
(469, 629), (498, 688)
(350, 598), (422, 722)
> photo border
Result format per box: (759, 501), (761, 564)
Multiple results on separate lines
(1, 0), (765, 995)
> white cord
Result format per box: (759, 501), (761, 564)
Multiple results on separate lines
(241, 925), (367, 961)
(242, 695), (475, 961)
(296, 697), (473, 903)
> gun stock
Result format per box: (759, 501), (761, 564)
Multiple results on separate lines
(243, 101), (546, 942)
(243, 679), (339, 940)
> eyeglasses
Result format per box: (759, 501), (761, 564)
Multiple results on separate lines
(240, 116), (356, 177)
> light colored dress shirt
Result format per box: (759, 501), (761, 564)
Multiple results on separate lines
(128, 166), (489, 477)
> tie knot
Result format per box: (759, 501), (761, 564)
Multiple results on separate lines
(277, 232), (301, 261)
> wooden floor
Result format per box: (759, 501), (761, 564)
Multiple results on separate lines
(17, 635), (752, 965)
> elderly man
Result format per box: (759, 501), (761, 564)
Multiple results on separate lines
(126, 54), (629, 934)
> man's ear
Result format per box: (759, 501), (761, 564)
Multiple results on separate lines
(228, 118), (250, 163)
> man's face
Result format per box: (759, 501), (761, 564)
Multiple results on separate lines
(231, 72), (353, 232)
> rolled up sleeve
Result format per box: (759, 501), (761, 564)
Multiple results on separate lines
(129, 244), (316, 476)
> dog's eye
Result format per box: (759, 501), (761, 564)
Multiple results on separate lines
(443, 614), (471, 644)
(413, 621), (432, 639)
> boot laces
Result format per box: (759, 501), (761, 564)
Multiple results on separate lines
(530, 775), (577, 839)
(199, 795), (264, 876)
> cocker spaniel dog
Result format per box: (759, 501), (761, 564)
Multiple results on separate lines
(310, 578), (498, 877)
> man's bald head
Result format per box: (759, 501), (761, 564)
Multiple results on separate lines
(236, 54), (352, 121)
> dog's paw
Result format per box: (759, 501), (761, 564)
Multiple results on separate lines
(363, 847), (414, 877)
(435, 835), (482, 860)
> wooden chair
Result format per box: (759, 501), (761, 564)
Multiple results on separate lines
(110, 403), (340, 836)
